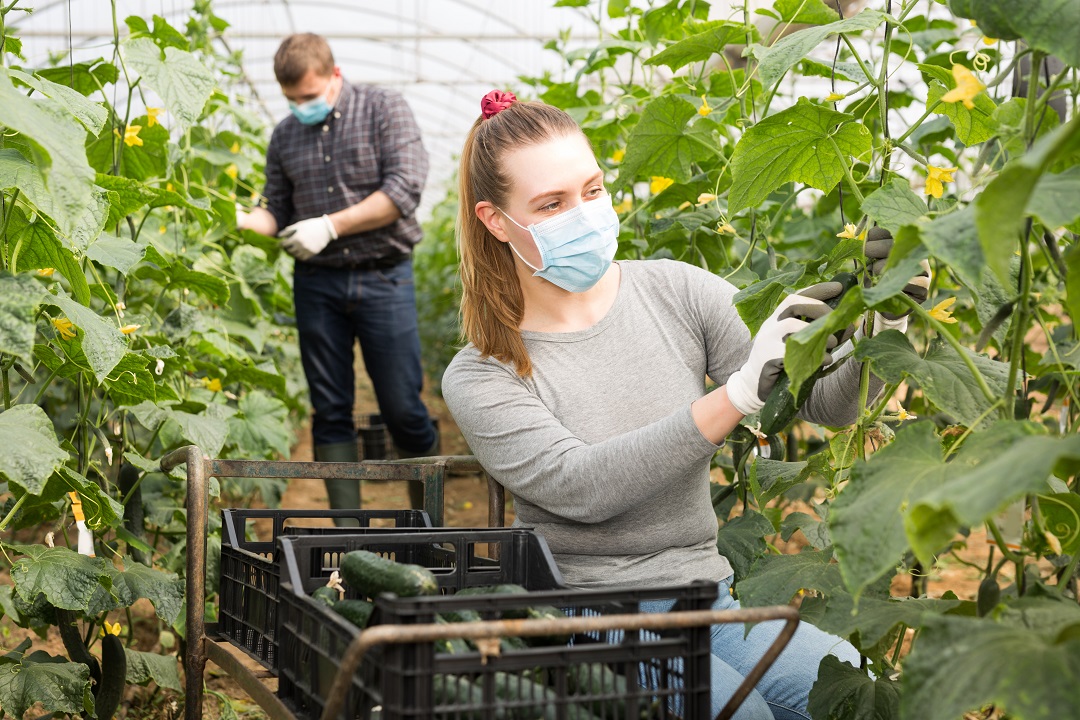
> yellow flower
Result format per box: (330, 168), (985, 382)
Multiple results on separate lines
(717, 222), (736, 235)
(698, 94), (712, 117)
(146, 107), (162, 128)
(836, 223), (867, 241)
(101, 620), (122, 637)
(678, 201), (692, 210)
(941, 64), (985, 110)
(1046, 531), (1063, 555)
(983, 36), (997, 45)
(613, 196), (633, 214)
(824, 92), (845, 102)
(230, 141), (240, 154)
(925, 164), (957, 199)
(202, 377), (223, 393)
(119, 324), (141, 335)
(463, 501), (474, 510)
(928, 296), (958, 324)
(225, 164), (239, 180)
(37, 267), (56, 277)
(166, 182), (174, 193)
(611, 148), (625, 164)
(897, 407), (917, 421)
(650, 176), (674, 194)
(696, 193), (717, 205)
(120, 124), (143, 147)
(159, 225), (167, 234)
(52, 317), (77, 340)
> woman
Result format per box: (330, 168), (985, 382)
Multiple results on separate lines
(442, 91), (915, 720)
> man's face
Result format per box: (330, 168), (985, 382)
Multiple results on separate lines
(281, 66), (341, 105)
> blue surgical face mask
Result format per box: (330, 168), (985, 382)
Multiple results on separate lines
(288, 80), (334, 125)
(499, 198), (620, 293)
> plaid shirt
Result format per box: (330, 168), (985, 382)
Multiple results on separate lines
(262, 81), (429, 268)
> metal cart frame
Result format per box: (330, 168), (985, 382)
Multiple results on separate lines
(161, 445), (800, 720)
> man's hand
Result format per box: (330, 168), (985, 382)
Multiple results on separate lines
(865, 227), (931, 334)
(726, 283), (853, 416)
(236, 203), (251, 230)
(279, 215), (338, 260)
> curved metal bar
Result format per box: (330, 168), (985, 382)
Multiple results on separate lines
(204, 641), (295, 720)
(319, 605), (801, 720)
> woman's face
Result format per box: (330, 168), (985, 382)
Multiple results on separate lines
(477, 132), (606, 269)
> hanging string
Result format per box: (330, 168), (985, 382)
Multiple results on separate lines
(66, 0), (73, 87)
(832, 0), (845, 226)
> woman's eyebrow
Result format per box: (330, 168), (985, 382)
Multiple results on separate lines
(527, 173), (605, 204)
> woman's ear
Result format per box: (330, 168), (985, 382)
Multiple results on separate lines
(475, 201), (510, 243)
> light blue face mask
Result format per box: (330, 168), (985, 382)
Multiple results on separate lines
(288, 82), (334, 125)
(500, 198), (620, 293)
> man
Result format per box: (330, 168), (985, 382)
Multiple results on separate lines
(239, 33), (438, 515)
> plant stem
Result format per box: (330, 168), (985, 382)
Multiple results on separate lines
(1058, 546), (1080, 590)
(1002, 224), (1034, 422)
(1, 366), (9, 410)
(987, 519), (1024, 565)
(0, 494), (26, 532)
(894, 99), (942, 146)
(828, 135), (865, 205)
(841, 35), (877, 86)
(942, 399), (1004, 460)
(900, 294), (997, 405)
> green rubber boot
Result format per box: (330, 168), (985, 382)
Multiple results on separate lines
(393, 433), (441, 511)
(314, 441), (361, 527)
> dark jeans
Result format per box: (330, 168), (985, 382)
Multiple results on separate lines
(293, 259), (436, 453)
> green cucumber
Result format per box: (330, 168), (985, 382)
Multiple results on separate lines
(434, 674), (504, 719)
(333, 599), (375, 629)
(339, 550), (439, 598)
(759, 271), (858, 436)
(490, 672), (601, 720)
(439, 607), (483, 624)
(455, 584), (528, 597)
(568, 663), (628, 719)
(95, 633), (127, 720)
(434, 617), (471, 654)
(311, 585), (339, 608)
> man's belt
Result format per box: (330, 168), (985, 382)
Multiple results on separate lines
(351, 253), (409, 271)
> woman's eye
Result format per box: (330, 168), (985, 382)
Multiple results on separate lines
(539, 201), (560, 212)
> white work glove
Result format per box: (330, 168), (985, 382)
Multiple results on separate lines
(279, 215), (338, 260)
(235, 203), (250, 230)
(726, 282), (854, 416)
(864, 227), (931, 335)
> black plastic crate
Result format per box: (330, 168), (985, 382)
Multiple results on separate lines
(275, 531), (715, 720)
(218, 508), (432, 670)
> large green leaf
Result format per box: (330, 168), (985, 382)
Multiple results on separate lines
(1028, 166), (1080, 230)
(901, 612), (1080, 720)
(95, 173), (156, 227)
(925, 75), (998, 146)
(809, 656), (899, 720)
(7, 68), (107, 134)
(737, 550), (844, 607)
(122, 38), (214, 129)
(89, 562), (183, 623)
(811, 593), (962, 649)
(0, 648), (94, 720)
(166, 265), (230, 305)
(916, 205), (985, 290)
(976, 116), (1080, 285)
(0, 273), (43, 362)
(715, 510), (776, 583)
(7, 209), (91, 306)
(615, 95), (715, 190)
(906, 432), (1080, 566)
(0, 69), (95, 238)
(86, 237), (147, 275)
(1068, 245), (1080, 338)
(36, 58), (118, 97)
(860, 178), (927, 233)
(853, 331), (1009, 427)
(732, 266), (805, 335)
(167, 409), (228, 459)
(729, 99), (873, 213)
(749, 453), (829, 505)
(125, 648), (182, 691)
(746, 9), (885, 88)
(40, 467), (124, 531)
(101, 352), (158, 405)
(1040, 493), (1080, 555)
(830, 422), (1041, 596)
(948, 0), (1080, 67)
(774, 0), (840, 24)
(644, 21), (744, 71)
(9, 545), (109, 612)
(52, 295), (127, 383)
(0, 404), (68, 495)
(226, 391), (291, 459)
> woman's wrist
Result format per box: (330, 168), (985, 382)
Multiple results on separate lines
(691, 385), (746, 445)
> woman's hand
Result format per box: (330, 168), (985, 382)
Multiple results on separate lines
(864, 227), (932, 335)
(724, 282), (851, 417)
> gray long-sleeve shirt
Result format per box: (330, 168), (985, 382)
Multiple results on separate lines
(442, 259), (875, 589)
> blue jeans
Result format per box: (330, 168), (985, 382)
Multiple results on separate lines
(641, 579), (860, 720)
(293, 260), (436, 453)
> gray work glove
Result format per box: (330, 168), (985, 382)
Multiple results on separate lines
(726, 282), (855, 416)
(864, 227), (932, 333)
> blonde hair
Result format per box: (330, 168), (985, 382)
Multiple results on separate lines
(457, 101), (583, 377)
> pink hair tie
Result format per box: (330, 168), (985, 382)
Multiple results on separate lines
(481, 89), (517, 119)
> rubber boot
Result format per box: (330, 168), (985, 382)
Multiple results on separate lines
(394, 431), (441, 511)
(314, 441), (361, 528)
